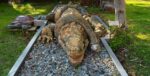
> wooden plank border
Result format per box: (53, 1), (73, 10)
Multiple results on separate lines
(8, 21), (47, 76)
(101, 37), (128, 76)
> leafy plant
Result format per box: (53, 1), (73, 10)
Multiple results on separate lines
(109, 28), (131, 52)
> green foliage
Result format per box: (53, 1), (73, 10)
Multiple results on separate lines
(87, 6), (115, 21)
(87, 6), (102, 14)
(109, 28), (131, 51)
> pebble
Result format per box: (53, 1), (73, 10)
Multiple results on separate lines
(17, 41), (119, 76)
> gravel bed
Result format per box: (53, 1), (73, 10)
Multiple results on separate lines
(17, 40), (119, 76)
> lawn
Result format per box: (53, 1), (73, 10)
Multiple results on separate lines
(0, 0), (150, 76)
(125, 0), (150, 75)
(0, 2), (54, 76)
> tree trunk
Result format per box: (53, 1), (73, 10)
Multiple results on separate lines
(114, 0), (127, 28)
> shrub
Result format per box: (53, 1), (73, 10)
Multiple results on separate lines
(109, 28), (131, 52)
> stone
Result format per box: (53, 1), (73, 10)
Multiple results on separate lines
(17, 41), (119, 76)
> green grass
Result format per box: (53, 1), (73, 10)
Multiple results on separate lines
(126, 0), (150, 75)
(0, 3), (26, 76)
(0, 3), (54, 76)
(87, 6), (115, 20)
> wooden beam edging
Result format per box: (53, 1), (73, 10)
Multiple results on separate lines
(8, 20), (47, 76)
(101, 37), (128, 76)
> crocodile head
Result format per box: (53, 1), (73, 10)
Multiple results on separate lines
(59, 22), (88, 66)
